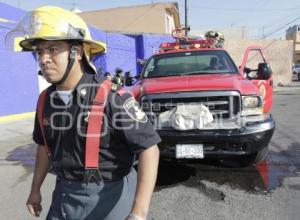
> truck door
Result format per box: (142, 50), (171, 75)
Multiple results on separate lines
(239, 46), (273, 113)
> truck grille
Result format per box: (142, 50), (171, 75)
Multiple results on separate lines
(140, 91), (241, 122)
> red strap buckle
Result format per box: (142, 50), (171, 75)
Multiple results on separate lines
(83, 168), (103, 185)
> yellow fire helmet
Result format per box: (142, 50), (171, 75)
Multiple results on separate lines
(204, 31), (224, 48)
(7, 5), (106, 74)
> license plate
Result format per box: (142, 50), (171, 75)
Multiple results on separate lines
(176, 144), (204, 159)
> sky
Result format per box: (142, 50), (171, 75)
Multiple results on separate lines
(1, 0), (300, 39)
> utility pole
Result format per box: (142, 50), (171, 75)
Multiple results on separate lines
(242, 26), (245, 39)
(185, 0), (188, 36)
(262, 26), (265, 39)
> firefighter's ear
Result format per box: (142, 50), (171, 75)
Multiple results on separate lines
(70, 45), (83, 61)
(76, 45), (84, 61)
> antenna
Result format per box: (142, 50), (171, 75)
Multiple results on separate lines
(185, 0), (188, 36)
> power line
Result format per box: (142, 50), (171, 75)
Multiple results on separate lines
(262, 7), (300, 28)
(231, 0), (269, 28)
(189, 6), (300, 12)
(262, 15), (300, 39)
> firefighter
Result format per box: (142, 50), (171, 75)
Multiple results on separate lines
(204, 31), (224, 48)
(14, 6), (160, 220)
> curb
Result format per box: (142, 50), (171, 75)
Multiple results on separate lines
(273, 86), (300, 92)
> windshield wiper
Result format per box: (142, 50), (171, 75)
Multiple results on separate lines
(146, 74), (182, 78)
(184, 71), (232, 75)
(184, 72), (211, 75)
(146, 71), (227, 78)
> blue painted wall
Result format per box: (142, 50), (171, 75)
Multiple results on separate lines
(126, 34), (174, 74)
(142, 34), (174, 58)
(89, 26), (107, 74)
(105, 32), (137, 75)
(0, 2), (25, 21)
(133, 35), (145, 73)
(0, 3), (176, 117)
(0, 51), (39, 116)
(0, 3), (37, 117)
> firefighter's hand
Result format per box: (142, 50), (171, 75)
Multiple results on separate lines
(26, 191), (42, 217)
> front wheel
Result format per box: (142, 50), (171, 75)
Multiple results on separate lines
(219, 147), (269, 168)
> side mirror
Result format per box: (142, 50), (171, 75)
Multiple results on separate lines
(257, 63), (272, 80)
(243, 67), (252, 74)
(242, 66), (255, 79)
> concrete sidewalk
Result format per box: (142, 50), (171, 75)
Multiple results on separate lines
(0, 118), (55, 220)
(273, 80), (300, 92)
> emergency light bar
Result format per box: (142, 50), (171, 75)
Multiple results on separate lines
(159, 38), (217, 52)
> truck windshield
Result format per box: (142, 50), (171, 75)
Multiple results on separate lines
(143, 50), (238, 78)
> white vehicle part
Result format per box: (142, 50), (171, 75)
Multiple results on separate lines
(158, 104), (214, 130)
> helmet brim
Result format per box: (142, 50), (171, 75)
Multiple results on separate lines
(19, 37), (107, 54)
(84, 39), (107, 54)
(19, 37), (106, 74)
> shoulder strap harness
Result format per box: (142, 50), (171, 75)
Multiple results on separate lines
(37, 80), (112, 185)
(37, 89), (51, 157)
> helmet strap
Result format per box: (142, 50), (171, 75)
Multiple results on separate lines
(54, 45), (77, 85)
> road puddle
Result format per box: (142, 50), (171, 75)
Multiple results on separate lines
(262, 144), (300, 191)
(7, 143), (300, 194)
(6, 143), (37, 167)
(156, 144), (300, 194)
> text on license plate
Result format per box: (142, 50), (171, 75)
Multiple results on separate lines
(176, 144), (204, 159)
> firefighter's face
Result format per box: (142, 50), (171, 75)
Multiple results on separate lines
(35, 41), (70, 84)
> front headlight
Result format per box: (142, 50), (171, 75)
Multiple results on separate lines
(241, 96), (263, 116)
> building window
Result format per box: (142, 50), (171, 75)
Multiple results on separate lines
(166, 13), (175, 34)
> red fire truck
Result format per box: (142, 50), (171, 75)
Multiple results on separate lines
(129, 30), (275, 167)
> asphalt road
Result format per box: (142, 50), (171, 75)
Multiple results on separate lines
(0, 82), (300, 220)
(151, 82), (300, 220)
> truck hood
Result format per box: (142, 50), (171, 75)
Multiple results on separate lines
(137, 74), (259, 96)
